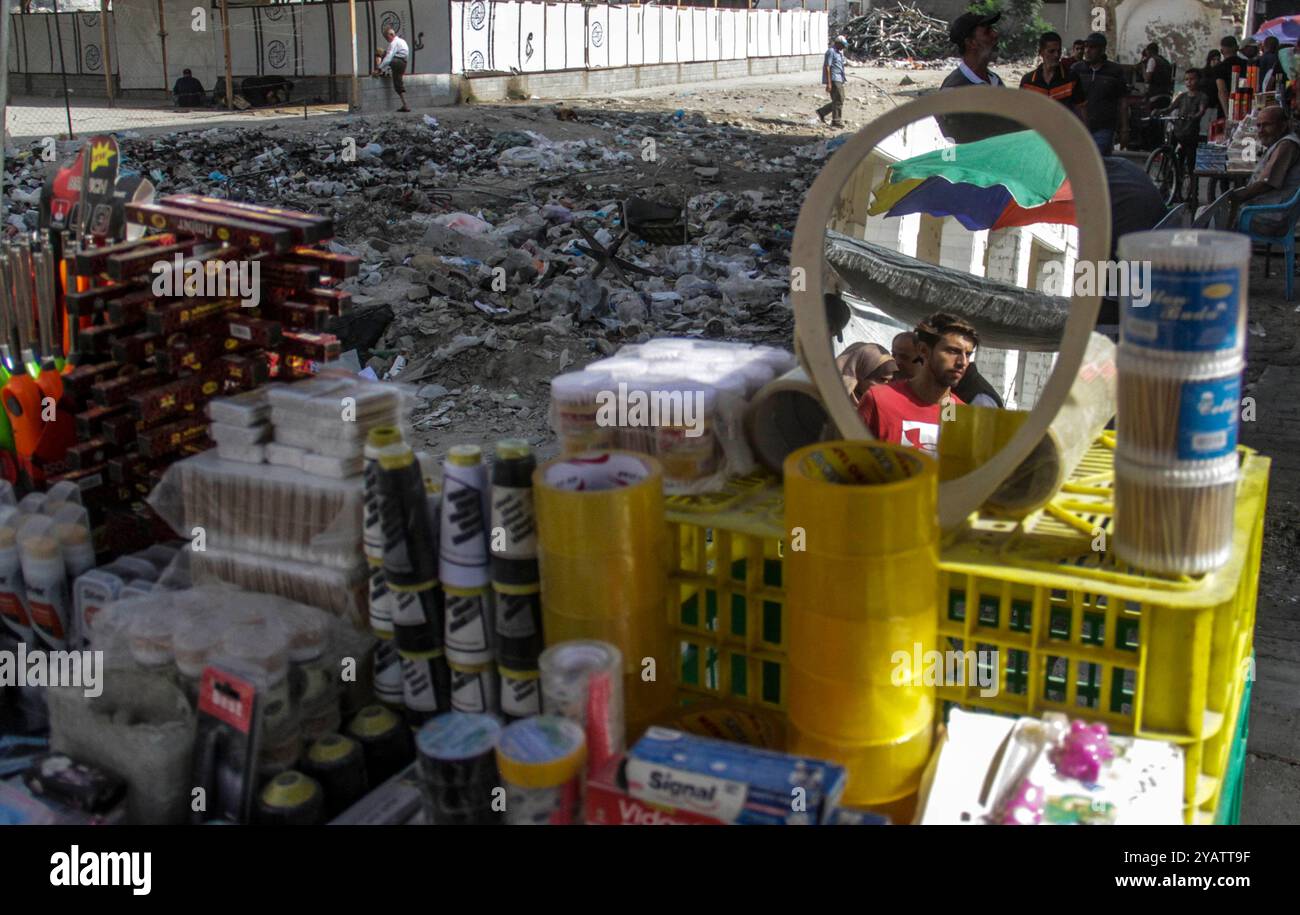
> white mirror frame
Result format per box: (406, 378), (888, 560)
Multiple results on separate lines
(791, 86), (1113, 530)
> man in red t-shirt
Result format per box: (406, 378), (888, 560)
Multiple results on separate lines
(858, 312), (978, 455)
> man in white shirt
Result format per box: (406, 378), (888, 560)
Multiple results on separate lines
(374, 26), (411, 113)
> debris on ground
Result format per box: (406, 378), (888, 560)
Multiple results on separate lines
(2, 102), (838, 453)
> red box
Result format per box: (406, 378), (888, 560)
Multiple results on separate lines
(584, 759), (723, 826)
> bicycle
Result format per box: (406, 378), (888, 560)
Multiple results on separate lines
(1143, 115), (1192, 206)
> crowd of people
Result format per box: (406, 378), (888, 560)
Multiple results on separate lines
(835, 312), (990, 454)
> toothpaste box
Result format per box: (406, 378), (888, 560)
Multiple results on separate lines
(625, 727), (847, 825)
(585, 758), (723, 826)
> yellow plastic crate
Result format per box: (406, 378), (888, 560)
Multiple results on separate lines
(666, 473), (789, 714)
(665, 438), (1268, 825)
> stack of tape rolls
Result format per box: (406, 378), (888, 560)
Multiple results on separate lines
(491, 440), (545, 721)
(441, 445), (497, 714)
(539, 640), (625, 776)
(416, 712), (504, 825)
(369, 426), (450, 727)
(495, 715), (587, 825)
(1115, 230), (1249, 576)
(784, 441), (938, 809)
(533, 451), (674, 739)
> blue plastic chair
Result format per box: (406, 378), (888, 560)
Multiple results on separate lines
(1237, 184), (1300, 301)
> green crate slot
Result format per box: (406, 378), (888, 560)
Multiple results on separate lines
(1048, 608), (1071, 641)
(978, 595), (999, 627)
(1116, 617), (1140, 651)
(1109, 667), (1136, 715)
(762, 600), (782, 645)
(705, 589), (718, 632)
(1076, 660), (1101, 709)
(730, 556), (747, 583)
(1010, 600), (1033, 632)
(731, 654), (748, 697)
(1005, 648), (1030, 695)
(764, 557), (782, 588)
(1044, 655), (1068, 702)
(762, 661), (781, 705)
(705, 646), (720, 690)
(680, 590), (700, 628)
(1082, 612), (1105, 646)
(730, 593), (747, 638)
(948, 589), (966, 622)
(681, 642), (700, 686)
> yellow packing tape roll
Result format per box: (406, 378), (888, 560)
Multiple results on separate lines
(533, 552), (666, 619)
(787, 665), (933, 740)
(533, 451), (666, 557)
(786, 544), (939, 622)
(784, 441), (937, 555)
(792, 722), (934, 807)
(534, 450), (674, 737)
(783, 440), (938, 795)
(789, 607), (937, 683)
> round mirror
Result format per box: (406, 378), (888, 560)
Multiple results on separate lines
(792, 86), (1111, 529)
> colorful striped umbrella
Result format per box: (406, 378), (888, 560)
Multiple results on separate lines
(868, 129), (1075, 231)
(1255, 16), (1300, 45)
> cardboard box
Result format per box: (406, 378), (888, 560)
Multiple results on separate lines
(585, 758), (724, 826)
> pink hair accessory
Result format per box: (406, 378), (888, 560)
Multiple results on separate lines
(1050, 719), (1115, 783)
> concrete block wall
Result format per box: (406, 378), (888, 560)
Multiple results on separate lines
(461, 54), (822, 104)
(358, 73), (458, 112)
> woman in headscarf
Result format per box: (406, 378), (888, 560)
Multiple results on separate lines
(836, 342), (898, 405)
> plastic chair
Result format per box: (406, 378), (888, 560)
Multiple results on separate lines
(1237, 183), (1300, 301)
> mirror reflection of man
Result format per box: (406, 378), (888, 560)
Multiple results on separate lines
(938, 12), (1020, 145)
(859, 313), (976, 454)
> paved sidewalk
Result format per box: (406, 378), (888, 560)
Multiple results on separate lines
(1237, 261), (1300, 824)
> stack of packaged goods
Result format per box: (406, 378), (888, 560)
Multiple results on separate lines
(1114, 230), (1250, 576)
(0, 479), (184, 653)
(488, 440), (544, 721)
(439, 444), (495, 717)
(42, 196), (350, 548)
(37, 584), (372, 823)
(548, 339), (797, 490)
(149, 375), (405, 624)
(367, 426), (451, 729)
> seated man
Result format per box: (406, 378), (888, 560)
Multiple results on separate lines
(858, 312), (976, 455)
(173, 69), (205, 107)
(1230, 105), (1300, 236)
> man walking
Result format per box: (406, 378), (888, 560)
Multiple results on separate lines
(1071, 32), (1127, 155)
(374, 25), (411, 113)
(818, 36), (848, 128)
(938, 12), (1019, 144)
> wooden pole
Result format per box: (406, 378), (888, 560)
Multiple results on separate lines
(99, 0), (114, 107)
(220, 0), (233, 109)
(158, 0), (169, 93)
(348, 0), (359, 110)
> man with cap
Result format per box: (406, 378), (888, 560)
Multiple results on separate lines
(818, 36), (849, 127)
(937, 11), (1020, 144)
(1070, 32), (1128, 155)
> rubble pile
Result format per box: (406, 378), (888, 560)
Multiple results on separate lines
(1, 106), (836, 453)
(844, 3), (954, 62)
